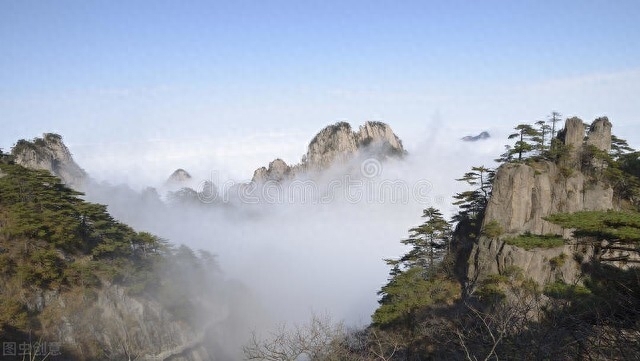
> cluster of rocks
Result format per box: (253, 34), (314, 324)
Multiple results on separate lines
(12, 133), (87, 189)
(468, 117), (614, 287)
(251, 121), (405, 183)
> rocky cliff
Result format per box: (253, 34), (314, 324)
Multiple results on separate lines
(252, 121), (405, 183)
(303, 121), (405, 170)
(251, 158), (292, 183)
(467, 117), (615, 288)
(11, 133), (87, 189)
(30, 284), (213, 361)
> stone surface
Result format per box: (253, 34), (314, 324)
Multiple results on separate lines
(354, 121), (405, 157)
(468, 238), (590, 288)
(27, 284), (213, 361)
(252, 121), (405, 183)
(252, 158), (291, 183)
(586, 117), (612, 152)
(467, 117), (615, 288)
(557, 117), (585, 151)
(482, 161), (613, 237)
(303, 122), (360, 170)
(12, 133), (87, 189)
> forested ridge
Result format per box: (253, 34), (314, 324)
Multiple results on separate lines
(0, 152), (221, 360)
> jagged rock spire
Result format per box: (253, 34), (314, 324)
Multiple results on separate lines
(586, 117), (612, 152)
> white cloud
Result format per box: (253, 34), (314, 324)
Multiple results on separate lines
(71, 131), (309, 188)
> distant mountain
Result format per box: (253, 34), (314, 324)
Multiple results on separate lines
(167, 168), (192, 183)
(252, 121), (406, 183)
(462, 131), (490, 142)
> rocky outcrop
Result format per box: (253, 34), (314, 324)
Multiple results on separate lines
(303, 121), (404, 171)
(167, 168), (192, 183)
(462, 131), (491, 142)
(557, 117), (585, 152)
(468, 238), (591, 288)
(252, 159), (291, 183)
(586, 117), (612, 152)
(467, 117), (615, 288)
(482, 161), (613, 237)
(355, 121), (405, 156)
(303, 122), (359, 170)
(12, 133), (87, 189)
(252, 121), (405, 183)
(30, 284), (213, 361)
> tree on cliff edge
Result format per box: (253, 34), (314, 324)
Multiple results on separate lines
(374, 207), (458, 328)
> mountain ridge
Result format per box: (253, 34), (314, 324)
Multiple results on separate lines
(252, 120), (405, 183)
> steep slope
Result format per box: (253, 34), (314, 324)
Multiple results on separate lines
(467, 117), (615, 287)
(0, 162), (225, 360)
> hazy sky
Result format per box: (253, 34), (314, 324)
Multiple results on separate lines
(2, 0), (640, 182)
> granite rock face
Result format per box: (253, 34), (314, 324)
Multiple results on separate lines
(304, 121), (404, 171)
(32, 284), (213, 361)
(482, 161), (613, 237)
(467, 117), (615, 288)
(586, 117), (612, 152)
(12, 133), (87, 189)
(253, 121), (405, 183)
(252, 159), (291, 183)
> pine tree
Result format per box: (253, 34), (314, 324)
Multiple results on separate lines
(548, 111), (562, 138)
(610, 135), (636, 161)
(399, 207), (452, 271)
(374, 207), (457, 327)
(507, 124), (541, 161)
(534, 120), (552, 155)
(452, 166), (494, 239)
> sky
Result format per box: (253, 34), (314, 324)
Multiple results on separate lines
(2, 0), (640, 184)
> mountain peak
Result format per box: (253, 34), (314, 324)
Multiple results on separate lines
(251, 121), (405, 183)
(302, 120), (405, 171)
(11, 133), (87, 189)
(462, 131), (491, 142)
(167, 168), (192, 183)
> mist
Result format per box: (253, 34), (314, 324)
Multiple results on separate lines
(79, 124), (505, 357)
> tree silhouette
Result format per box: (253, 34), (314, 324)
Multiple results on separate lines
(548, 111), (562, 138)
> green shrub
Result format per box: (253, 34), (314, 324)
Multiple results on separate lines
(0, 297), (28, 329)
(543, 281), (590, 300)
(549, 253), (567, 269)
(482, 220), (504, 238)
(504, 232), (565, 250)
(63, 262), (100, 287)
(17, 249), (64, 288)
